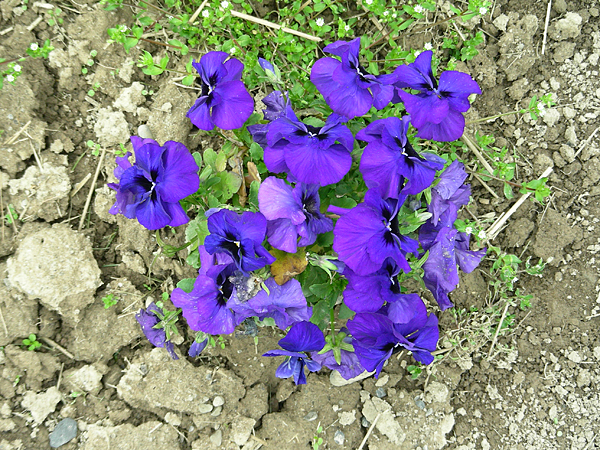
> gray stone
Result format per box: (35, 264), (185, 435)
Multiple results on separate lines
(93, 107), (130, 147)
(64, 278), (142, 361)
(375, 388), (387, 398)
(210, 406), (222, 417)
(498, 15), (539, 81)
(8, 162), (71, 221)
(117, 348), (245, 420)
(113, 82), (145, 113)
(542, 108), (561, 127)
(231, 416), (255, 446)
(82, 421), (179, 450)
(63, 364), (106, 395)
(21, 387), (62, 424)
(304, 411), (318, 421)
(334, 430), (345, 445)
(50, 418), (78, 448)
(7, 224), (102, 324)
(549, 12), (582, 41)
(147, 82), (194, 144)
(0, 263), (38, 347)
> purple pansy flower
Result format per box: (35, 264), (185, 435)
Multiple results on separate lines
(330, 190), (419, 276)
(392, 50), (481, 142)
(420, 223), (486, 310)
(258, 177), (333, 253)
(228, 277), (312, 329)
(171, 263), (249, 335)
(186, 51), (254, 130)
(108, 137), (199, 230)
(204, 209), (276, 275)
(189, 338), (208, 357)
(135, 302), (179, 360)
(264, 106), (354, 186)
(347, 311), (438, 377)
(343, 258), (427, 323)
(357, 116), (445, 197)
(263, 321), (325, 385)
(311, 37), (399, 119)
(248, 91), (290, 148)
(428, 160), (471, 225)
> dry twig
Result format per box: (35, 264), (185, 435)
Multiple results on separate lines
(230, 10), (321, 42)
(541, 0), (552, 55)
(357, 413), (381, 450)
(79, 148), (106, 231)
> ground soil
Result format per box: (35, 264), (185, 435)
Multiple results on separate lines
(1, 0), (599, 449)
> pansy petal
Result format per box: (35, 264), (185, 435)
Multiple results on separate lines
(278, 321), (325, 353)
(211, 80), (254, 130)
(438, 71), (481, 112)
(187, 96), (214, 130)
(136, 197), (172, 230)
(156, 141), (200, 203)
(266, 218), (298, 253)
(311, 57), (342, 99)
(398, 90), (449, 127)
(258, 177), (304, 222)
(222, 57), (244, 82)
(360, 141), (404, 199)
(286, 142), (352, 186)
(415, 108), (465, 142)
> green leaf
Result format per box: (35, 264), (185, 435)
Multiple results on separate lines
(214, 171), (242, 201)
(124, 37), (139, 53)
(338, 303), (355, 320)
(142, 66), (164, 75)
(176, 278), (196, 293)
(503, 183), (513, 199)
(192, 151), (202, 169)
(215, 151), (227, 172)
(159, 55), (169, 70)
(309, 300), (330, 330)
(203, 148), (218, 170)
(249, 142), (263, 161)
(138, 16), (154, 26)
(186, 250), (201, 268)
(182, 74), (194, 85)
(185, 215), (209, 250)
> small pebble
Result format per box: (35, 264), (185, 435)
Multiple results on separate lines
(304, 411), (318, 422)
(198, 404), (213, 414)
(137, 124), (153, 139)
(361, 417), (370, 428)
(213, 395), (224, 407)
(164, 412), (181, 427)
(414, 397), (426, 410)
(209, 429), (222, 446)
(334, 430), (345, 445)
(211, 406), (222, 417)
(49, 418), (78, 448)
(375, 387), (387, 398)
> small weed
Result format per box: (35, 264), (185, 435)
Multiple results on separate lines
(22, 334), (41, 351)
(102, 293), (119, 309)
(312, 424), (324, 450)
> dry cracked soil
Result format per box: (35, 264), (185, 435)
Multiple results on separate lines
(1, 0), (600, 449)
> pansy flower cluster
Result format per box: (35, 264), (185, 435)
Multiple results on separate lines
(109, 38), (485, 385)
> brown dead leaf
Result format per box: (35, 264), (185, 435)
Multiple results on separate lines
(270, 247), (308, 285)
